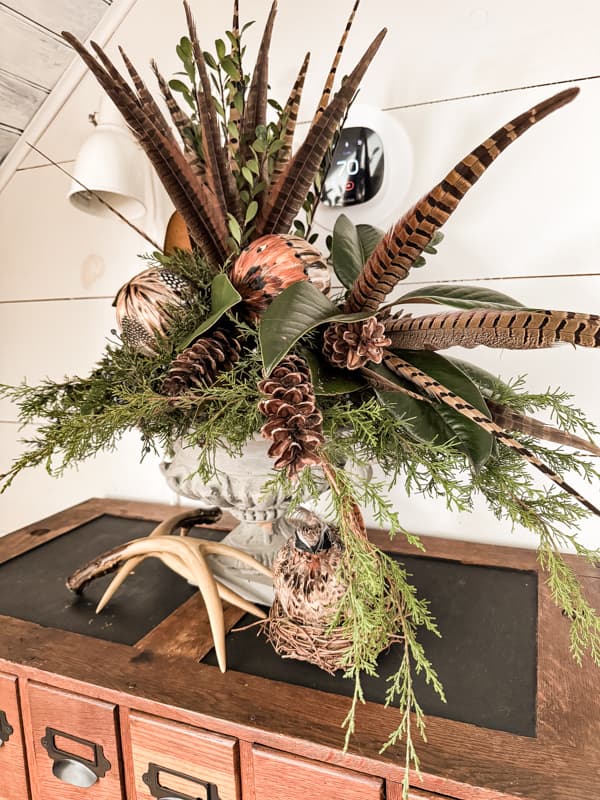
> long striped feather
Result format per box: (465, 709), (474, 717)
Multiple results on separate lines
(183, 1), (242, 221)
(93, 40), (229, 251)
(312, 0), (360, 123)
(151, 60), (201, 165)
(256, 27), (386, 235)
(385, 308), (600, 350)
(344, 88), (580, 312)
(241, 1), (278, 148)
(486, 400), (600, 455)
(382, 352), (600, 516)
(270, 52), (311, 184)
(62, 32), (225, 265)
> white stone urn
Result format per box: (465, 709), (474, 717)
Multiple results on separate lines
(160, 436), (326, 605)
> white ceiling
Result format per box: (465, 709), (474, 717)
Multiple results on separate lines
(0, 0), (114, 163)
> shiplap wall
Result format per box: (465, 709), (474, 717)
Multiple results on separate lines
(1, 0), (599, 549)
(0, 0), (114, 162)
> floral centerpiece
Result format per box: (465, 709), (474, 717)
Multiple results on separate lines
(2, 1), (600, 789)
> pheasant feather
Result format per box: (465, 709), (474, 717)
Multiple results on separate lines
(271, 52), (311, 184)
(62, 32), (225, 264)
(150, 60), (202, 172)
(486, 400), (600, 455)
(241, 1), (278, 150)
(385, 307), (600, 351)
(313, 0), (360, 123)
(344, 88), (580, 312)
(256, 27), (386, 235)
(183, 2), (239, 220)
(382, 353), (600, 516)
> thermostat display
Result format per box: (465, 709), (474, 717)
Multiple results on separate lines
(322, 126), (384, 207)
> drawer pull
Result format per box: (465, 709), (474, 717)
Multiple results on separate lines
(41, 726), (111, 788)
(142, 762), (220, 800)
(0, 710), (14, 746)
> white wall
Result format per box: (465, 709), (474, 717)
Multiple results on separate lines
(1, 0), (599, 550)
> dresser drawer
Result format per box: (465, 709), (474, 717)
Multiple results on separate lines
(128, 711), (240, 800)
(26, 683), (123, 800)
(250, 745), (383, 800)
(0, 672), (29, 800)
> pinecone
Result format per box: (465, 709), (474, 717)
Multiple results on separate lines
(258, 355), (324, 478)
(323, 316), (391, 370)
(162, 329), (241, 395)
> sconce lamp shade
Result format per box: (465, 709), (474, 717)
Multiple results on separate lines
(67, 97), (147, 219)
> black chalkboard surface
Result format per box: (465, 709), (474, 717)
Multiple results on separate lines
(204, 555), (538, 737)
(0, 514), (537, 737)
(0, 514), (225, 645)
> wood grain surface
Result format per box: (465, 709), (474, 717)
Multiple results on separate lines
(25, 681), (123, 800)
(0, 672), (30, 800)
(127, 711), (240, 800)
(251, 744), (384, 800)
(0, 499), (597, 800)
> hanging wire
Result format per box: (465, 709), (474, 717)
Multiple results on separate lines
(380, 73), (600, 111)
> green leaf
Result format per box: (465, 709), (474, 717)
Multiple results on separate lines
(244, 200), (258, 224)
(259, 281), (374, 374)
(181, 274), (241, 347)
(300, 349), (366, 395)
(221, 56), (241, 80)
(369, 362), (454, 446)
(227, 214), (242, 245)
(215, 38), (226, 61)
(330, 215), (384, 290)
(330, 214), (363, 290)
(356, 223), (384, 261)
(446, 357), (512, 399)
(396, 284), (526, 311)
(241, 166), (253, 185)
(168, 79), (189, 94)
(203, 51), (218, 69)
(393, 350), (494, 470)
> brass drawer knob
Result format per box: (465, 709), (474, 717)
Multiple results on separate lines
(41, 727), (111, 788)
(142, 762), (220, 800)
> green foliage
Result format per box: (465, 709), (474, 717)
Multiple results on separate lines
(181, 273), (242, 346)
(330, 214), (384, 289)
(259, 281), (373, 373)
(396, 283), (526, 310)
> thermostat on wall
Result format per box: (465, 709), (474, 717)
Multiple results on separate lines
(315, 104), (413, 233)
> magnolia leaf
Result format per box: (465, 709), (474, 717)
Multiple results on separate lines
(245, 200), (258, 224)
(369, 363), (453, 445)
(300, 348), (366, 395)
(396, 284), (526, 310)
(393, 350), (494, 470)
(259, 281), (374, 374)
(330, 215), (384, 290)
(446, 357), (512, 399)
(356, 223), (384, 261)
(182, 273), (241, 347)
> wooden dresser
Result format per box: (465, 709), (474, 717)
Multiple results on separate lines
(0, 498), (597, 800)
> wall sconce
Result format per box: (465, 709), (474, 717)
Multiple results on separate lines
(67, 96), (147, 219)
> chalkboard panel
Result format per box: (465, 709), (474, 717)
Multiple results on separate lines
(0, 514), (538, 736)
(204, 555), (538, 737)
(0, 514), (225, 646)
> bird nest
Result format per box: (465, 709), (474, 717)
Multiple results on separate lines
(264, 597), (356, 675)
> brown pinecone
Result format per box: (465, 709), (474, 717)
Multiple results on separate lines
(323, 316), (391, 370)
(258, 355), (324, 478)
(162, 329), (241, 395)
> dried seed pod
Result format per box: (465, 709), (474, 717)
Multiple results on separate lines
(230, 234), (330, 323)
(115, 267), (193, 355)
